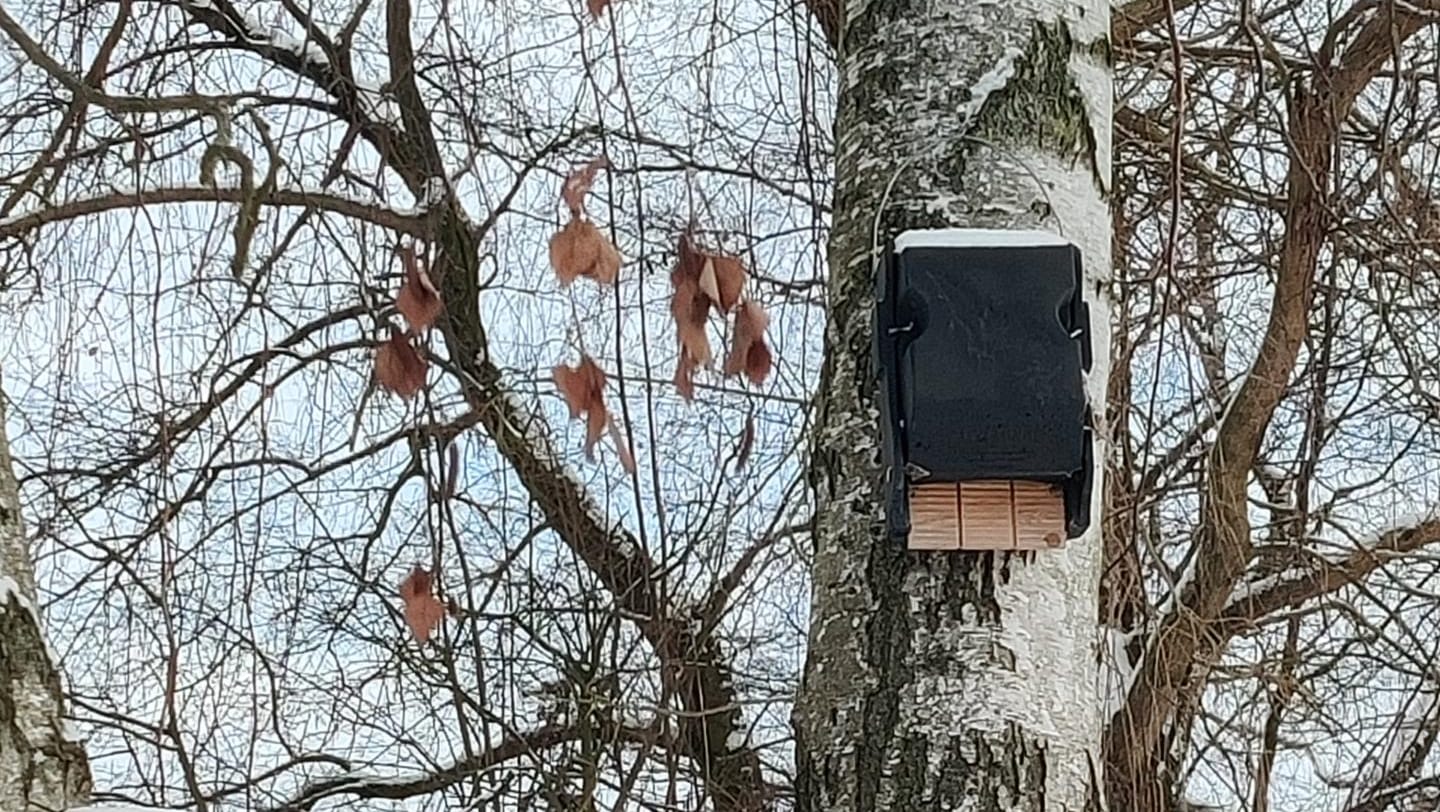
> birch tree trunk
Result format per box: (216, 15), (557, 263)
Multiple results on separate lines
(793, 1), (1112, 809)
(0, 373), (92, 810)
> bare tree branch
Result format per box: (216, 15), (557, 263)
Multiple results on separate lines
(269, 723), (660, 811)
(1220, 518), (1440, 630)
(0, 186), (429, 240)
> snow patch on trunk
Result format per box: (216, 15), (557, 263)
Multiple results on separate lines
(1, 377), (92, 809)
(959, 46), (1025, 125)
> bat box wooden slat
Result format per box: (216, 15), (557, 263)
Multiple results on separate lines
(907, 482), (1068, 551)
(873, 229), (1095, 552)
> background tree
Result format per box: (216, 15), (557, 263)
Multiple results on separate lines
(1103, 2), (1440, 809)
(0, 0), (826, 808)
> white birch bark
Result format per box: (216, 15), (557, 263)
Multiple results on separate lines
(0, 372), (92, 810)
(794, 1), (1112, 809)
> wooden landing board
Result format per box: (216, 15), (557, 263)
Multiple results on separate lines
(908, 480), (1067, 551)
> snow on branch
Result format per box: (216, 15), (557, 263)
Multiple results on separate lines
(179, 0), (328, 71)
(64, 725), (656, 812)
(1222, 515), (1440, 623)
(1101, 624), (1143, 722)
(175, 0), (403, 132)
(1343, 673), (1440, 811)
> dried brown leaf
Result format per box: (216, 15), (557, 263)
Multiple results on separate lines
(677, 234), (746, 314)
(744, 338), (773, 385)
(670, 275), (712, 367)
(698, 257), (720, 306)
(375, 326), (428, 399)
(669, 232), (753, 395)
(707, 255), (747, 313)
(675, 232), (706, 280)
(549, 218), (621, 287)
(670, 234), (716, 367)
(724, 300), (772, 385)
(586, 0), (610, 16)
(396, 245), (443, 332)
(553, 357), (634, 467)
(673, 353), (697, 402)
(554, 356), (605, 417)
(607, 416), (637, 474)
(554, 355), (612, 459)
(562, 156), (609, 217)
(399, 566), (446, 643)
(589, 230), (622, 285)
(548, 223), (585, 287)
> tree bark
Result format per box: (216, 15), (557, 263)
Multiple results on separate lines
(793, 1), (1112, 809)
(0, 372), (92, 811)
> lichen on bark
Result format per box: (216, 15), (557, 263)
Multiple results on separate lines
(967, 20), (1103, 168)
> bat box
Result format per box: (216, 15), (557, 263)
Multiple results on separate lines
(874, 229), (1095, 552)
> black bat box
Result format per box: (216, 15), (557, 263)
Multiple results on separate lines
(873, 229), (1095, 551)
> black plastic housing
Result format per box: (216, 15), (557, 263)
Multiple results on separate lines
(873, 229), (1095, 547)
